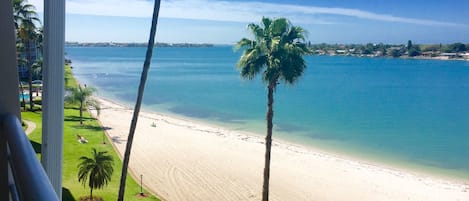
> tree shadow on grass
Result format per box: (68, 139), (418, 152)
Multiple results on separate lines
(71, 124), (112, 132)
(29, 140), (41, 154)
(62, 187), (76, 201)
(64, 105), (79, 110)
(64, 115), (95, 123)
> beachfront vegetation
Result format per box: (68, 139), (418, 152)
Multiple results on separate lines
(65, 63), (79, 89)
(23, 109), (159, 201)
(117, 1), (162, 200)
(78, 148), (114, 201)
(65, 85), (101, 125)
(235, 17), (312, 201)
(21, 65), (159, 201)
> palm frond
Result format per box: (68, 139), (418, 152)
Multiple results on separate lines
(234, 38), (255, 51)
(269, 18), (288, 37)
(237, 47), (267, 80)
(261, 17), (272, 31)
(86, 98), (101, 116)
(247, 23), (264, 41)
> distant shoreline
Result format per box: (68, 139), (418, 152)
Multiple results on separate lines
(65, 42), (214, 48)
(316, 54), (469, 62)
(65, 43), (469, 61)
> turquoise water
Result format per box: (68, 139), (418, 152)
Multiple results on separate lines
(19, 93), (30, 101)
(67, 46), (469, 180)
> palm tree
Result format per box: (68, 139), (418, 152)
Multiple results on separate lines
(65, 85), (101, 125)
(13, 0), (41, 111)
(234, 17), (311, 201)
(78, 148), (114, 201)
(17, 43), (27, 111)
(117, 0), (162, 200)
(19, 19), (40, 111)
(32, 27), (44, 82)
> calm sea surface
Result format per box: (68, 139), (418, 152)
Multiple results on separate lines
(67, 46), (469, 180)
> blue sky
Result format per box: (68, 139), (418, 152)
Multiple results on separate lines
(31, 0), (469, 44)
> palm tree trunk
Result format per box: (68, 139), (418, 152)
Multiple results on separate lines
(117, 1), (161, 200)
(19, 81), (26, 111)
(262, 82), (275, 201)
(26, 41), (34, 111)
(79, 102), (83, 125)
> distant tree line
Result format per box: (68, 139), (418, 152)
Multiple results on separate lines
(308, 41), (468, 58)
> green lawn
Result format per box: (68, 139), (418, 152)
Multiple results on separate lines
(65, 64), (79, 89)
(22, 64), (160, 201)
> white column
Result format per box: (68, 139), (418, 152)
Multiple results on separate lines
(0, 0), (21, 118)
(0, 2), (21, 200)
(42, 0), (65, 198)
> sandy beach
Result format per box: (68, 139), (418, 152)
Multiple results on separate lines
(93, 97), (469, 201)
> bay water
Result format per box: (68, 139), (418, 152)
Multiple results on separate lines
(67, 46), (469, 180)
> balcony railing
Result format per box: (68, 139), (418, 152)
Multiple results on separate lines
(1, 114), (59, 201)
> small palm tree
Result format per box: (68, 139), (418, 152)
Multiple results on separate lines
(234, 17), (311, 201)
(78, 148), (114, 201)
(65, 85), (101, 125)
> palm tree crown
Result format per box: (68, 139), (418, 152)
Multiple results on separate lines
(65, 85), (101, 125)
(78, 148), (114, 200)
(235, 17), (311, 86)
(13, 0), (40, 29)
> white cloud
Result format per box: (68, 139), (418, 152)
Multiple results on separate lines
(29, 0), (465, 27)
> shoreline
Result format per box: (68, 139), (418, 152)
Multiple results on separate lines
(96, 94), (469, 183)
(93, 95), (469, 201)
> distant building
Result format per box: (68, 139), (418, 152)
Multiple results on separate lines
(421, 51), (437, 57)
(462, 53), (469, 60)
(18, 40), (40, 79)
(327, 50), (336, 55)
(387, 46), (403, 51)
(314, 50), (325, 55)
(336, 50), (347, 54)
(440, 53), (458, 59)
